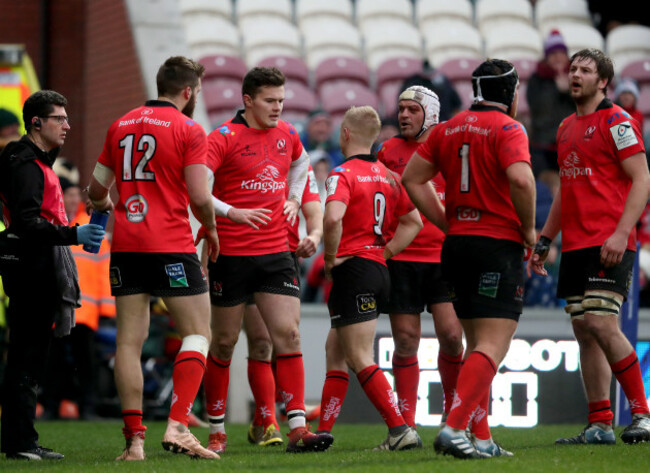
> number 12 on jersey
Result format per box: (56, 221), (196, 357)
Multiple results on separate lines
(120, 134), (156, 181)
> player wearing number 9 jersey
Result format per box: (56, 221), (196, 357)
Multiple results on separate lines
(88, 56), (219, 460)
(320, 106), (423, 450)
(403, 59), (536, 459)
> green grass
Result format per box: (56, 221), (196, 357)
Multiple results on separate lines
(1, 421), (649, 472)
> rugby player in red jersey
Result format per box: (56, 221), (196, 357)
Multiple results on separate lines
(529, 48), (650, 445)
(320, 106), (423, 450)
(377, 85), (463, 428)
(88, 56), (220, 460)
(244, 166), (323, 447)
(403, 58), (536, 459)
(203, 67), (333, 454)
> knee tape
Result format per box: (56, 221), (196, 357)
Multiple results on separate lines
(564, 296), (585, 319)
(582, 291), (623, 317)
(180, 334), (209, 357)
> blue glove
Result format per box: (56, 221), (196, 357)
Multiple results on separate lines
(77, 223), (105, 246)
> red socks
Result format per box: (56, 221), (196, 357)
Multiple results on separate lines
(357, 364), (405, 429)
(469, 390), (491, 440)
(275, 352), (306, 414)
(248, 358), (279, 428)
(122, 410), (146, 439)
(392, 354), (419, 427)
(438, 350), (463, 414)
(168, 350), (206, 425)
(204, 354), (230, 418)
(611, 352), (650, 415)
(318, 370), (349, 432)
(445, 351), (497, 431)
(588, 399), (614, 425)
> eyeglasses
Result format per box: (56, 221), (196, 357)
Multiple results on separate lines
(41, 115), (70, 125)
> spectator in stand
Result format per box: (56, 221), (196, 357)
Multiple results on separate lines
(300, 110), (344, 166)
(614, 78), (644, 134)
(400, 60), (462, 121)
(527, 29), (575, 195)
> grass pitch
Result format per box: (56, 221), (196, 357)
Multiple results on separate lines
(1, 421), (648, 472)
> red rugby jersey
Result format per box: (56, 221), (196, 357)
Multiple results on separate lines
(207, 111), (304, 255)
(325, 154), (415, 265)
(98, 100), (207, 253)
(557, 99), (646, 252)
(378, 136), (445, 262)
(287, 165), (321, 252)
(417, 105), (531, 243)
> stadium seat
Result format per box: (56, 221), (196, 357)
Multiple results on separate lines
(423, 20), (483, 68)
(356, 0), (414, 32)
(199, 54), (247, 82)
(303, 18), (363, 70)
(516, 81), (530, 119)
(320, 82), (379, 121)
(416, 0), (474, 32)
(362, 19), (423, 70)
(257, 55), (310, 86)
(437, 58), (482, 83)
(475, 0), (534, 36)
(185, 16), (240, 59)
(202, 78), (242, 126)
(375, 57), (424, 90)
(453, 80), (475, 110)
(535, 0), (591, 35)
(511, 58), (537, 83)
(606, 25), (650, 74)
(283, 81), (318, 121)
(314, 56), (370, 92)
(296, 0), (353, 30)
(236, 0), (293, 27)
(378, 80), (405, 118)
(179, 0), (232, 22)
(240, 18), (301, 67)
(620, 59), (650, 89)
(544, 22), (604, 55)
(484, 23), (543, 62)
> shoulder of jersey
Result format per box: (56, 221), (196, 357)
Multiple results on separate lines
(277, 119), (299, 137)
(213, 119), (239, 139)
(605, 103), (634, 125)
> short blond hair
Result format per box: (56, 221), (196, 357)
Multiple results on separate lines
(341, 106), (381, 147)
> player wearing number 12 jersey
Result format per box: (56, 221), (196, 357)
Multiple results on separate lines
(403, 59), (536, 459)
(89, 56), (219, 460)
(321, 106), (423, 450)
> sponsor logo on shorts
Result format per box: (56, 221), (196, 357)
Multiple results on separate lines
(478, 272), (500, 298)
(356, 293), (377, 314)
(283, 281), (300, 291)
(212, 281), (223, 296)
(109, 267), (122, 287)
(165, 263), (189, 288)
(588, 276), (616, 285)
(514, 285), (524, 302)
(457, 206), (480, 221)
(125, 194), (148, 223)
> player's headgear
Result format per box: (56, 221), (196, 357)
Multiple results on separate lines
(472, 59), (519, 113)
(398, 85), (440, 138)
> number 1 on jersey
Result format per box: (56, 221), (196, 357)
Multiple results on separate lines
(459, 143), (470, 193)
(120, 134), (156, 181)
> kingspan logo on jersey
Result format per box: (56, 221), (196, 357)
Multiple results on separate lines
(560, 152), (592, 179)
(241, 165), (286, 193)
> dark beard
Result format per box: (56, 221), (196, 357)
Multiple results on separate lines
(182, 94), (196, 118)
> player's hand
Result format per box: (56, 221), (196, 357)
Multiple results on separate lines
(283, 199), (299, 226)
(227, 207), (272, 230)
(519, 225), (537, 249)
(195, 225), (220, 262)
(296, 235), (320, 258)
(601, 230), (627, 268)
(526, 235), (551, 277)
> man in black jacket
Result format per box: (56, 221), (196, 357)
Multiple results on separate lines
(0, 90), (104, 461)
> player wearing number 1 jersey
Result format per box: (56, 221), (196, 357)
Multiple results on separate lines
(321, 106), (423, 450)
(88, 56), (219, 460)
(403, 59), (536, 459)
